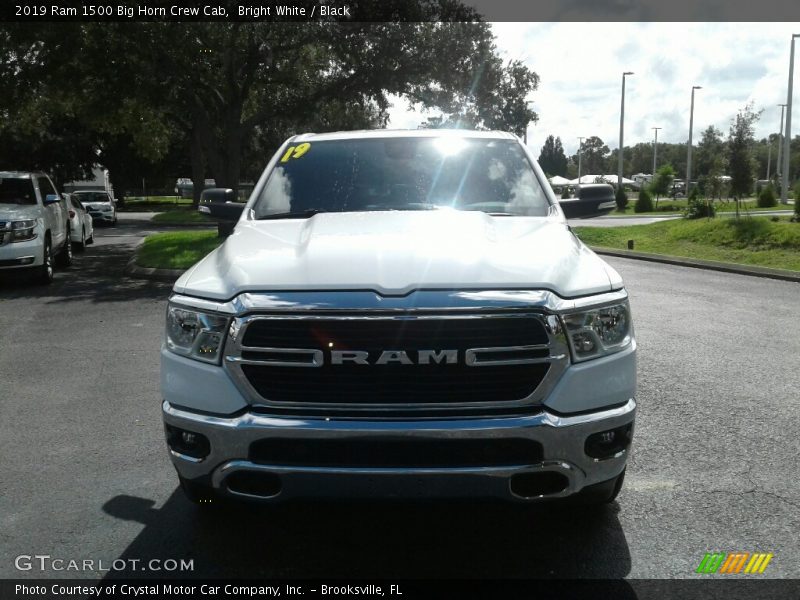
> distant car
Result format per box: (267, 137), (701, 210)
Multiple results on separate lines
(73, 190), (117, 225)
(0, 171), (73, 284)
(66, 194), (94, 250)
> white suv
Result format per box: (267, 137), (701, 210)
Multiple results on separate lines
(0, 171), (73, 284)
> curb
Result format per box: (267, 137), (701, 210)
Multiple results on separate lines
(591, 246), (800, 283)
(124, 240), (187, 282)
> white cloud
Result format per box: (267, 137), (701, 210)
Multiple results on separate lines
(388, 22), (800, 157)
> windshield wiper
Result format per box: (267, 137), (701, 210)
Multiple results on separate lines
(257, 209), (328, 220)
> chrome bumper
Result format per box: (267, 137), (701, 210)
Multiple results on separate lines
(163, 399), (635, 502)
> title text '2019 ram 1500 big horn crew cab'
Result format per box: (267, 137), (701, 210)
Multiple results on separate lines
(161, 130), (636, 506)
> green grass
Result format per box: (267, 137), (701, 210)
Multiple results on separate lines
(574, 216), (800, 272)
(151, 208), (214, 224)
(136, 231), (223, 270)
(612, 197), (791, 216)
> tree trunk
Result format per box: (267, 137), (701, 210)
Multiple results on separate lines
(190, 126), (205, 208)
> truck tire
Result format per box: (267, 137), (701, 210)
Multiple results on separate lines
(56, 226), (73, 267)
(178, 476), (217, 506)
(34, 238), (54, 285)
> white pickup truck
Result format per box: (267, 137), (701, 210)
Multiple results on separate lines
(0, 171), (73, 284)
(161, 130), (636, 507)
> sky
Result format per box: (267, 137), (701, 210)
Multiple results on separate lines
(387, 23), (800, 156)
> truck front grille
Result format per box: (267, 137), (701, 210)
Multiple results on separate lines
(226, 313), (565, 416)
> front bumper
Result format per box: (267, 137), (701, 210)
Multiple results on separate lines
(0, 236), (42, 269)
(163, 398), (635, 502)
(89, 211), (114, 222)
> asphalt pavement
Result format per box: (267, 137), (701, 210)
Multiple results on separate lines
(0, 215), (798, 580)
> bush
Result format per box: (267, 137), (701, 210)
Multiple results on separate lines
(685, 189), (715, 219)
(615, 187), (629, 211)
(757, 183), (777, 208)
(634, 188), (654, 213)
(561, 188), (571, 199)
(793, 183), (800, 222)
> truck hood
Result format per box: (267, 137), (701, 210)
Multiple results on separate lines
(175, 211), (621, 300)
(0, 204), (41, 221)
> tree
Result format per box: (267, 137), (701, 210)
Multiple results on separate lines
(2, 14), (540, 205)
(693, 126), (726, 181)
(572, 136), (609, 175)
(649, 164), (675, 206)
(727, 102), (762, 217)
(538, 135), (568, 176)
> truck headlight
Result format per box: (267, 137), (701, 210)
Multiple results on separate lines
(165, 304), (229, 364)
(562, 301), (632, 362)
(10, 220), (37, 242)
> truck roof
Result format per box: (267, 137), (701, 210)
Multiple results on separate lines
(291, 129), (519, 143)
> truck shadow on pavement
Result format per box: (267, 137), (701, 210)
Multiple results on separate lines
(101, 490), (632, 579)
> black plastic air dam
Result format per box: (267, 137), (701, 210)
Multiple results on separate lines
(509, 471), (569, 498)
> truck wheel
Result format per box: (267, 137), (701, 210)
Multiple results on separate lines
(179, 476), (217, 506)
(34, 238), (54, 285)
(56, 227), (73, 267)
(575, 468), (626, 505)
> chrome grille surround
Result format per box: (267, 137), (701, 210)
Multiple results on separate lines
(170, 289), (628, 417)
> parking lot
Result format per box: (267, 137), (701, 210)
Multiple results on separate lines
(1, 216), (799, 579)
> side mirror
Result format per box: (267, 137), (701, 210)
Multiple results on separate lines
(558, 184), (616, 219)
(44, 194), (61, 205)
(199, 188), (244, 221)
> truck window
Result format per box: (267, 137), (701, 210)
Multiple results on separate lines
(0, 177), (37, 205)
(253, 137), (552, 218)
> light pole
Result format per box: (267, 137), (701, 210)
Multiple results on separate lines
(686, 85), (702, 196)
(781, 34), (800, 205)
(577, 136), (585, 187)
(652, 127), (662, 177)
(618, 72), (634, 191)
(776, 103), (787, 184)
(523, 100), (535, 145)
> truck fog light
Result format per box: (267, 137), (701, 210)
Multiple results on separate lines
(585, 424), (633, 460)
(165, 425), (210, 459)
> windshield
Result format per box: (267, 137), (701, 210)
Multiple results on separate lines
(0, 177), (37, 205)
(73, 192), (110, 203)
(252, 137), (552, 219)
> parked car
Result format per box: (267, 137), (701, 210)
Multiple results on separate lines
(66, 193), (94, 250)
(162, 130), (635, 507)
(0, 171), (73, 284)
(72, 190), (117, 225)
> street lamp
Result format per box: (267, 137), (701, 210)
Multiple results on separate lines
(781, 34), (800, 205)
(686, 85), (702, 196)
(523, 100), (535, 145)
(618, 72), (634, 190)
(652, 127), (662, 177)
(577, 136), (585, 186)
(776, 103), (787, 184)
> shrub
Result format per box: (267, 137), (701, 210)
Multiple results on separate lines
(615, 187), (629, 211)
(793, 182), (800, 222)
(561, 188), (571, 199)
(757, 183), (777, 208)
(685, 189), (715, 219)
(634, 188), (654, 213)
